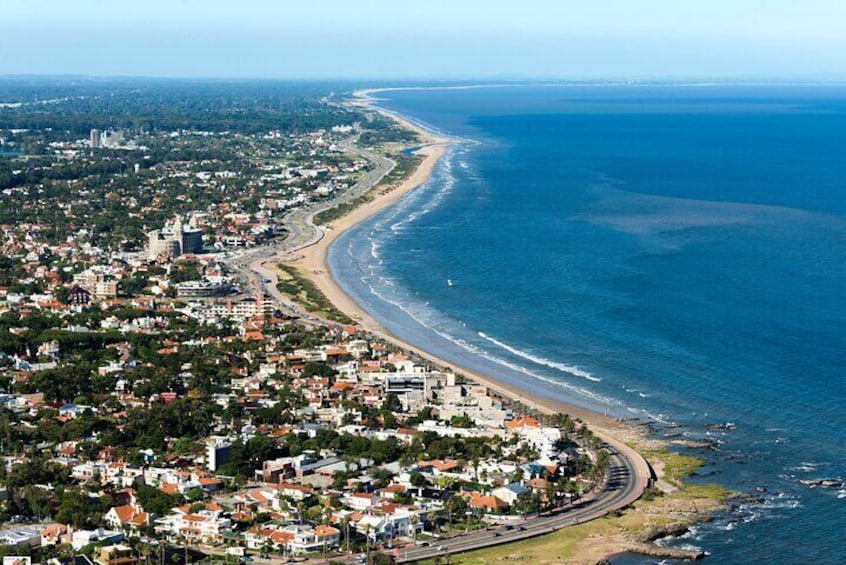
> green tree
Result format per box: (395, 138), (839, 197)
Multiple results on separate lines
(55, 489), (105, 528)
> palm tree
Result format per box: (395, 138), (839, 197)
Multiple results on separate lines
(296, 501), (306, 524)
(364, 523), (372, 564)
(593, 449), (610, 484)
(340, 515), (351, 553)
(409, 513), (419, 545)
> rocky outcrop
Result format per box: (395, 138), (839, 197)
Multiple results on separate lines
(638, 523), (690, 543)
(626, 542), (706, 560)
(799, 478), (843, 489)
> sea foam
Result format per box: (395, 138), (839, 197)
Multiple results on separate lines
(478, 331), (601, 381)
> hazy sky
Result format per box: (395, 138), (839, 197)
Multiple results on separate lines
(2, 0), (845, 79)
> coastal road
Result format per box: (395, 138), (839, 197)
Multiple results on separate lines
(395, 440), (646, 563)
(222, 135), (395, 307)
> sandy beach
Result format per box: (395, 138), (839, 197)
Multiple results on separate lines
(287, 90), (636, 436)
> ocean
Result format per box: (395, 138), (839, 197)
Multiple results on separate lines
(328, 85), (846, 563)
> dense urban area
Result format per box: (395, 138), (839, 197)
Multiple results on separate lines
(0, 79), (617, 565)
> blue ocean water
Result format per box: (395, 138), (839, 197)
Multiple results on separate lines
(329, 85), (846, 563)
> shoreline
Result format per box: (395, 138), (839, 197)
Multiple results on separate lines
(291, 89), (637, 435)
(258, 89), (731, 563)
(269, 83), (650, 505)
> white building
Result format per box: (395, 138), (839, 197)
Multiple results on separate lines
(148, 214), (203, 261)
(154, 503), (231, 544)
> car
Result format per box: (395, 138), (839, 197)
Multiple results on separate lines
(493, 532), (502, 537)
(517, 526), (526, 531)
(503, 524), (514, 530)
(437, 545), (446, 551)
(419, 541), (430, 547)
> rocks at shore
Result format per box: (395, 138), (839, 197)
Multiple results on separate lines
(669, 438), (720, 450)
(638, 523), (691, 543)
(627, 523), (708, 560)
(799, 478), (843, 489)
(706, 422), (736, 432)
(627, 543), (707, 561)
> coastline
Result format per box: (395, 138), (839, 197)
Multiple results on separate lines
(260, 89), (727, 562)
(289, 90), (632, 433)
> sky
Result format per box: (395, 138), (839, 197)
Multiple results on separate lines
(2, 0), (845, 80)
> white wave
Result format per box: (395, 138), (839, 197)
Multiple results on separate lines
(384, 150), (458, 233)
(765, 498), (802, 510)
(741, 510), (762, 524)
(789, 465), (817, 473)
(477, 331), (601, 381)
(640, 409), (672, 424)
(369, 238), (382, 261)
(360, 281), (620, 408)
(676, 544), (705, 553)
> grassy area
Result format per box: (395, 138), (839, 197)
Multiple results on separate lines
(419, 448), (728, 564)
(381, 152), (423, 187)
(355, 120), (419, 147)
(641, 448), (716, 489)
(275, 262), (353, 324)
(314, 152), (422, 226)
(314, 192), (373, 226)
(417, 515), (626, 565)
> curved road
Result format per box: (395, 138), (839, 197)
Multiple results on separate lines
(396, 439), (648, 563)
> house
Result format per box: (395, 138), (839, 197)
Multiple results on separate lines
(504, 417), (539, 431)
(286, 524), (340, 555)
(66, 285), (91, 306)
(275, 482), (313, 502)
(492, 482), (530, 506)
(519, 426), (563, 461)
(154, 502), (231, 544)
(417, 458), (459, 475)
(343, 492), (379, 510)
(0, 526), (41, 547)
(355, 507), (423, 542)
(244, 524), (340, 555)
(59, 403), (90, 419)
(465, 491), (508, 512)
(71, 528), (126, 551)
(41, 524), (70, 546)
(104, 504), (149, 531)
(95, 544), (137, 565)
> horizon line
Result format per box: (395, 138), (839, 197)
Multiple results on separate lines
(2, 73), (846, 86)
